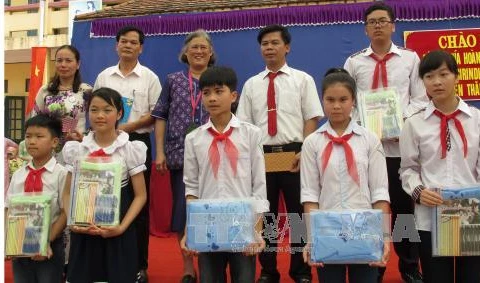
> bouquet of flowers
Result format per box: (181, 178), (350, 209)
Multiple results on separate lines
(46, 97), (79, 133)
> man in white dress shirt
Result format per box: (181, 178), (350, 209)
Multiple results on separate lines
(237, 24), (323, 283)
(94, 26), (161, 283)
(343, 3), (428, 283)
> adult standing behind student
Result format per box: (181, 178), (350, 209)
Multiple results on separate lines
(343, 3), (428, 283)
(151, 29), (214, 283)
(237, 24), (323, 283)
(32, 45), (91, 148)
(94, 26), (161, 283)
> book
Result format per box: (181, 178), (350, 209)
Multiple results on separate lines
(5, 194), (52, 257)
(120, 97), (133, 125)
(359, 88), (403, 140)
(186, 199), (257, 252)
(309, 209), (384, 264)
(68, 156), (122, 226)
(432, 185), (480, 256)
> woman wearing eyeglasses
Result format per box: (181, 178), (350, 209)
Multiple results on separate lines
(151, 29), (216, 283)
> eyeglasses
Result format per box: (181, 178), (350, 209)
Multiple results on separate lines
(365, 19), (392, 27)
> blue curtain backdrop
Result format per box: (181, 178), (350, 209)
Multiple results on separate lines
(72, 17), (480, 156)
(73, 18), (479, 108)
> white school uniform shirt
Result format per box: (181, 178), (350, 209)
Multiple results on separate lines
(237, 64), (324, 146)
(399, 99), (480, 231)
(62, 131), (147, 184)
(5, 157), (67, 223)
(94, 61), (162, 134)
(300, 120), (390, 209)
(183, 114), (269, 213)
(344, 43), (429, 157)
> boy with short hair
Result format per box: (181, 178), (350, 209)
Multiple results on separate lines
(181, 66), (269, 282)
(5, 114), (67, 283)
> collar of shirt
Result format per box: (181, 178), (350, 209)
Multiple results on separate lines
(27, 156), (57, 173)
(363, 42), (402, 58)
(261, 63), (292, 79)
(110, 61), (143, 78)
(423, 97), (472, 120)
(81, 131), (129, 154)
(200, 113), (241, 133)
(317, 119), (364, 137)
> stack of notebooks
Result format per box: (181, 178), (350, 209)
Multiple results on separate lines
(432, 185), (480, 256)
(68, 157), (122, 226)
(186, 200), (256, 252)
(359, 88), (403, 140)
(5, 194), (52, 257)
(309, 209), (384, 264)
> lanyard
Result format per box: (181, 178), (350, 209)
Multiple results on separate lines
(189, 71), (202, 119)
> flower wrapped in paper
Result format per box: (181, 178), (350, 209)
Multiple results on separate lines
(359, 88), (403, 140)
(68, 156), (122, 226)
(45, 99), (81, 133)
(309, 209), (384, 264)
(432, 184), (480, 256)
(5, 193), (53, 257)
(186, 199), (259, 252)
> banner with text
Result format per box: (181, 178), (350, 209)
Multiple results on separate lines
(405, 28), (480, 101)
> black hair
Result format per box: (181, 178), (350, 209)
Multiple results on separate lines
(179, 29), (216, 66)
(364, 2), (395, 22)
(47, 45), (82, 95)
(257, 25), (291, 45)
(25, 113), (62, 139)
(116, 26), (145, 45)
(322, 68), (357, 101)
(88, 87), (124, 127)
(419, 49), (459, 78)
(199, 66), (238, 92)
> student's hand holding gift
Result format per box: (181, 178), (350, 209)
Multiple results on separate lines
(302, 243), (324, 268)
(180, 233), (199, 257)
(243, 232), (265, 256)
(31, 243), (53, 261)
(420, 188), (443, 207)
(70, 224), (98, 235)
(96, 225), (126, 238)
(370, 241), (390, 267)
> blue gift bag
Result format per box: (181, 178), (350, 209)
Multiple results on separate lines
(186, 200), (256, 252)
(310, 209), (384, 264)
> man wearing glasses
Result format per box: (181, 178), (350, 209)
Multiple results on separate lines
(344, 3), (428, 283)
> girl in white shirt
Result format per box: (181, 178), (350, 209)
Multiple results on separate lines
(399, 50), (480, 283)
(301, 68), (391, 283)
(62, 87), (147, 283)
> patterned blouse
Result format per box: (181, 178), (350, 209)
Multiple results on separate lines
(33, 83), (92, 134)
(151, 70), (209, 169)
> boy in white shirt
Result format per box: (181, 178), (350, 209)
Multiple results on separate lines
(181, 66), (269, 282)
(6, 114), (67, 283)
